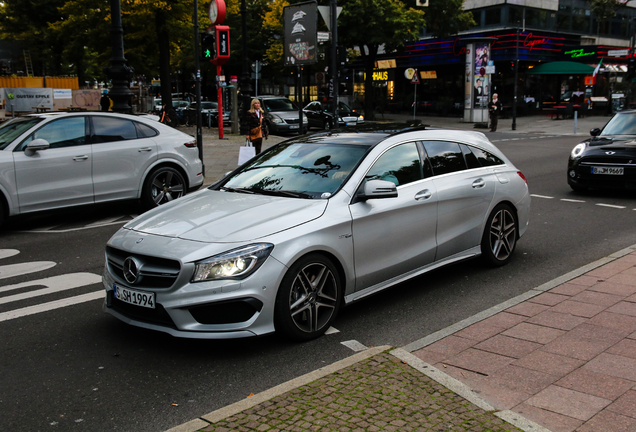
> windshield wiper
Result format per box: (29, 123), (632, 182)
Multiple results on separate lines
(254, 189), (313, 199)
(220, 186), (256, 194)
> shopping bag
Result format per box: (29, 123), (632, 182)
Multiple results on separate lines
(238, 139), (256, 165)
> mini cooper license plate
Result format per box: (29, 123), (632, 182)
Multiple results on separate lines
(591, 166), (624, 175)
(114, 284), (155, 309)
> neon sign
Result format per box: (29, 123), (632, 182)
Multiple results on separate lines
(564, 49), (596, 58)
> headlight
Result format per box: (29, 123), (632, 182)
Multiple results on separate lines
(192, 243), (274, 282)
(571, 143), (586, 159)
(271, 115), (285, 124)
(302, 115), (308, 122)
(358, 115), (364, 122)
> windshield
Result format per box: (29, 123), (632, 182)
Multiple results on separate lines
(0, 117), (43, 150)
(262, 98), (297, 112)
(221, 142), (368, 198)
(601, 113), (636, 136)
(173, 100), (189, 108)
(325, 102), (354, 114)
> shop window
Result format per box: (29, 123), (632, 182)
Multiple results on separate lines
(557, 13), (571, 31)
(509, 7), (523, 26)
(472, 10), (482, 27)
(485, 8), (501, 26)
(573, 8), (590, 32)
(526, 10), (547, 28)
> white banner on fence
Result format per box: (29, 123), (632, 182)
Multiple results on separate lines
(54, 89), (72, 99)
(4, 88), (53, 111)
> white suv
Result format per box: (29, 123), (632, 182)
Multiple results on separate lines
(0, 111), (204, 227)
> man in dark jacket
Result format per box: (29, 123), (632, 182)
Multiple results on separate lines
(488, 93), (502, 132)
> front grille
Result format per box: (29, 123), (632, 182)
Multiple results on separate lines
(107, 291), (176, 328)
(580, 156), (636, 165)
(285, 118), (300, 124)
(106, 246), (181, 289)
(189, 298), (263, 325)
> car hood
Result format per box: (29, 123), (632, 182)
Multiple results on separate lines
(124, 190), (328, 243)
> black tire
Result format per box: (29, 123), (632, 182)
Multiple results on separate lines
(274, 254), (342, 341)
(324, 120), (332, 130)
(481, 203), (518, 267)
(141, 166), (186, 210)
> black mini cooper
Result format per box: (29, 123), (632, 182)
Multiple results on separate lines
(568, 110), (636, 192)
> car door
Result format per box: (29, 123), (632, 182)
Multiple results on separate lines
(423, 141), (496, 260)
(90, 116), (158, 202)
(349, 141), (438, 291)
(303, 102), (322, 128)
(13, 116), (93, 213)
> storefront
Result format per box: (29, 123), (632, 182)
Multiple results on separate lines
(368, 29), (629, 116)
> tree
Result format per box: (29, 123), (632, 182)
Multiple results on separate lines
(339, 0), (425, 120)
(424, 0), (476, 39)
(591, 0), (622, 35)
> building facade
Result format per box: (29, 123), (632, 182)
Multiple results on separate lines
(364, 0), (636, 116)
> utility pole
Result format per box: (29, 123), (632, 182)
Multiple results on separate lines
(105, 0), (133, 113)
(512, 27), (519, 130)
(193, 0), (203, 171)
(331, 0), (338, 118)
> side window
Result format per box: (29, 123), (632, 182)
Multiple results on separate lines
(366, 142), (423, 187)
(461, 144), (481, 169)
(470, 146), (504, 166)
(91, 116), (138, 143)
(135, 122), (158, 138)
(423, 141), (467, 176)
(21, 117), (86, 150)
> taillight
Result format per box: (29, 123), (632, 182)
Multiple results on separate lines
(517, 171), (527, 184)
(184, 140), (197, 148)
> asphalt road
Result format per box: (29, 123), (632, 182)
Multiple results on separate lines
(1, 134), (636, 431)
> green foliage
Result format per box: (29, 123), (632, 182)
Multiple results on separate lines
(590, 0), (621, 22)
(424, 0), (476, 38)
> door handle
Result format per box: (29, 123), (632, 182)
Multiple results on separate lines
(472, 179), (485, 188)
(415, 189), (432, 200)
(138, 147), (153, 152)
(73, 155), (89, 161)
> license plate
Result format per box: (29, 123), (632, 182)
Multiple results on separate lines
(591, 166), (624, 175)
(346, 122), (356, 126)
(113, 284), (155, 309)
(289, 125), (299, 129)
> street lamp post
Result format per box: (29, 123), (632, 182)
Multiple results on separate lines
(512, 27), (519, 130)
(104, 0), (134, 113)
(239, 0), (252, 135)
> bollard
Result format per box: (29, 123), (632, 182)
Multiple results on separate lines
(574, 110), (577, 134)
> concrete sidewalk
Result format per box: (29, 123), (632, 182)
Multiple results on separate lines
(166, 245), (636, 432)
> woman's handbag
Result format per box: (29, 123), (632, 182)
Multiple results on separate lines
(249, 126), (262, 140)
(238, 139), (256, 165)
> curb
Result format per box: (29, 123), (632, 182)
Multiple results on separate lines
(165, 243), (636, 432)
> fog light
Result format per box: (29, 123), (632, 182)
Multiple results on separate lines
(569, 170), (576, 178)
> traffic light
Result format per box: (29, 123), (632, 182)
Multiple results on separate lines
(200, 32), (216, 61)
(627, 56), (636, 82)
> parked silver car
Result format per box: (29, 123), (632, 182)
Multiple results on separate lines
(0, 112), (204, 226)
(260, 96), (308, 134)
(102, 127), (530, 341)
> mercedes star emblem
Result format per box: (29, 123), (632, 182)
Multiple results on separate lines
(123, 257), (143, 284)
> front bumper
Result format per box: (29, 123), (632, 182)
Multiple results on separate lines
(568, 160), (636, 190)
(102, 248), (287, 339)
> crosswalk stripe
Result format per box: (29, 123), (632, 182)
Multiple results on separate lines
(0, 291), (104, 322)
(0, 262), (57, 280)
(0, 273), (102, 303)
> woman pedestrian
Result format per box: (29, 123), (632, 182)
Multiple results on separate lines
(488, 93), (502, 132)
(246, 98), (268, 154)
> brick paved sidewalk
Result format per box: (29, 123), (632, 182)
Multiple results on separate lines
(180, 348), (529, 432)
(411, 246), (636, 432)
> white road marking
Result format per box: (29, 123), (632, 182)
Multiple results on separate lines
(0, 273), (102, 304)
(325, 326), (340, 335)
(561, 199), (586, 203)
(530, 194), (554, 199)
(0, 262), (57, 280)
(0, 249), (20, 260)
(596, 203), (627, 209)
(21, 220), (130, 233)
(341, 340), (368, 352)
(86, 216), (126, 227)
(0, 291), (103, 322)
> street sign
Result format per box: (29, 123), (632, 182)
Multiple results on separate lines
(411, 70), (420, 84)
(608, 49), (629, 57)
(317, 31), (330, 42)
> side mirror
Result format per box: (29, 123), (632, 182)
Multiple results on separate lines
(590, 128), (601, 137)
(356, 179), (398, 202)
(24, 138), (50, 155)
